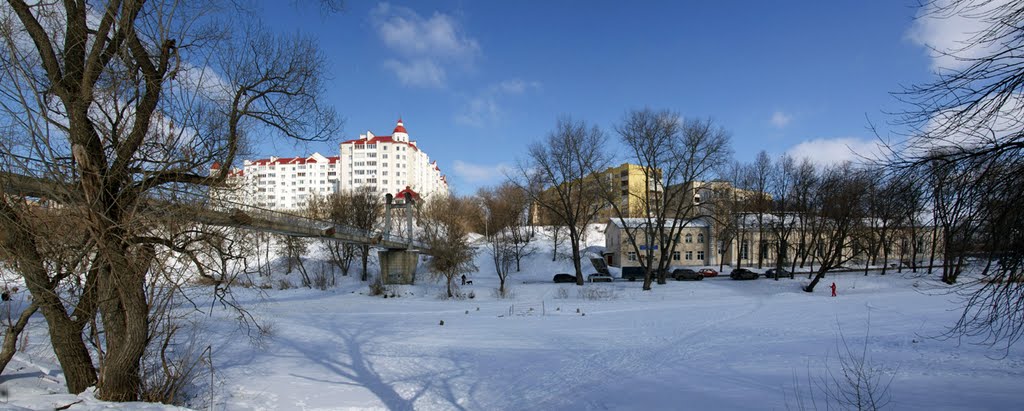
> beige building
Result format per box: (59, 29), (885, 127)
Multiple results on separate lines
(604, 218), (713, 278)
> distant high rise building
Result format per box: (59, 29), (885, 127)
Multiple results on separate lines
(212, 152), (340, 210)
(214, 118), (447, 211)
(339, 118), (448, 199)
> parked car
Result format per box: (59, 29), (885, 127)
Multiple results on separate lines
(698, 268), (719, 277)
(673, 269), (704, 281)
(622, 266), (644, 281)
(730, 268), (759, 280)
(765, 268), (794, 279)
(553, 273), (576, 283)
(588, 272), (614, 283)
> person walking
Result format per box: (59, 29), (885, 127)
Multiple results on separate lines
(830, 282), (837, 297)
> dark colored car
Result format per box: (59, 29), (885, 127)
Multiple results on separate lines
(673, 269), (704, 281)
(553, 273), (576, 283)
(765, 268), (794, 279)
(622, 266), (644, 281)
(698, 268), (719, 277)
(730, 268), (759, 280)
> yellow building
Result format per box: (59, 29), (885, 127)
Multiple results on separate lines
(529, 163), (661, 225)
(597, 163), (662, 222)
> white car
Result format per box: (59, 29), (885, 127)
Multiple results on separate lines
(587, 272), (614, 283)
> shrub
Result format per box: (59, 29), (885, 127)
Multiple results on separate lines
(368, 277), (386, 296)
(578, 287), (617, 301)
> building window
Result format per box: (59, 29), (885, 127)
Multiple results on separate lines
(685, 251), (693, 260)
(697, 233), (704, 243)
(685, 233), (693, 243)
(672, 251), (680, 261)
(741, 241), (749, 260)
(697, 251), (705, 261)
(628, 252), (637, 261)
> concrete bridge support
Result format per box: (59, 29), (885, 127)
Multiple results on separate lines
(378, 249), (419, 285)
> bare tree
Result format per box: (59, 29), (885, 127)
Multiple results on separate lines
(790, 159), (819, 275)
(768, 154), (800, 278)
(513, 117), (611, 285)
(419, 195), (478, 299)
(349, 187), (384, 281)
(804, 164), (869, 293)
(749, 151), (773, 269)
(606, 109), (731, 290)
(886, 0), (1024, 348)
(307, 193), (357, 276)
(478, 182), (533, 295)
(0, 0), (337, 400)
(713, 161), (746, 272)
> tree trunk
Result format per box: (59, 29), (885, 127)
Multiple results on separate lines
(97, 243), (154, 401)
(803, 266), (827, 293)
(0, 302), (37, 375)
(0, 208), (98, 394)
(360, 245), (370, 281)
(569, 226), (585, 286)
(928, 225), (939, 274)
(880, 233), (889, 275)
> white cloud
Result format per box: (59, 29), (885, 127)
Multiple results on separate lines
(786, 137), (885, 167)
(383, 59), (445, 88)
(495, 79), (541, 95)
(371, 3), (479, 88)
(451, 160), (510, 184)
(904, 92), (1024, 157)
(456, 78), (541, 127)
(906, 0), (1010, 72)
(455, 95), (500, 127)
(770, 111), (792, 128)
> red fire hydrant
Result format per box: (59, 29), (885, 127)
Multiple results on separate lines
(830, 282), (837, 297)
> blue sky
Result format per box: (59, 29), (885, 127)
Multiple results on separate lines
(254, 1), (947, 194)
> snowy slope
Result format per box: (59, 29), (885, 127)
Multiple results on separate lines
(1, 226), (1023, 410)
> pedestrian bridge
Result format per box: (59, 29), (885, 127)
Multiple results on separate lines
(0, 170), (426, 283)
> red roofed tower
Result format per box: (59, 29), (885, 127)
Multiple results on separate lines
(392, 118), (409, 142)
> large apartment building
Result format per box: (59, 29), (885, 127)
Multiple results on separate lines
(213, 119), (448, 211)
(212, 152), (341, 210)
(339, 119), (448, 198)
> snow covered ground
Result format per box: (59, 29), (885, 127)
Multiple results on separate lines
(2, 227), (1023, 410)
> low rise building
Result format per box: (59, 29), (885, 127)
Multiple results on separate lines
(604, 218), (713, 278)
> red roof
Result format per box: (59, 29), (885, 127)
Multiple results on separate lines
(395, 186), (420, 201)
(393, 118), (407, 134)
(340, 135), (420, 152)
(247, 154), (340, 166)
(211, 162), (221, 170)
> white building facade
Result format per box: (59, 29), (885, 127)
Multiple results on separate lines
(212, 152), (340, 210)
(338, 119), (448, 198)
(216, 119), (447, 211)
